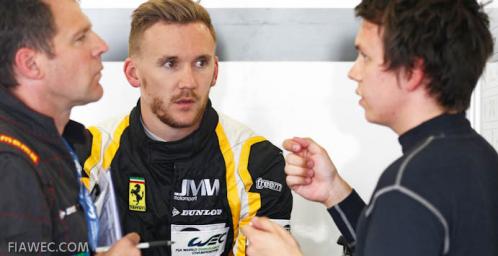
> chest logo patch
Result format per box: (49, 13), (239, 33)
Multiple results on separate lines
(129, 177), (146, 212)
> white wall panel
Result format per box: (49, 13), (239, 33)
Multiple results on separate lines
(83, 8), (359, 62)
(480, 63), (498, 151)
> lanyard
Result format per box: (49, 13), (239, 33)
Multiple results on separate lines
(62, 138), (99, 252)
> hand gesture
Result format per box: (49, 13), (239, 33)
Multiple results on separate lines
(283, 137), (352, 208)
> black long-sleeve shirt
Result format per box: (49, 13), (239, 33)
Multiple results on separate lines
(329, 113), (498, 255)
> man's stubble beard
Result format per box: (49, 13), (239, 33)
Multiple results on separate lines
(143, 75), (213, 129)
(151, 94), (207, 129)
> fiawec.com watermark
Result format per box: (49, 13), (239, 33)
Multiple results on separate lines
(8, 242), (89, 253)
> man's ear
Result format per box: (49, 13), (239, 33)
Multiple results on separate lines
(403, 58), (425, 92)
(210, 56), (219, 87)
(14, 48), (43, 80)
(124, 57), (141, 88)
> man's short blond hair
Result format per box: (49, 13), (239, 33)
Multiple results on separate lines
(128, 0), (216, 56)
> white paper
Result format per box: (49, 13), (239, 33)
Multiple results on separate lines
(92, 170), (123, 247)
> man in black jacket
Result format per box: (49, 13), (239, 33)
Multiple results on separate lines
(242, 0), (498, 255)
(0, 0), (140, 255)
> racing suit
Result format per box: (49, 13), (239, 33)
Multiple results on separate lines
(79, 100), (293, 256)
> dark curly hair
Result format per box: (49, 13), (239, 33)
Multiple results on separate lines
(355, 0), (494, 112)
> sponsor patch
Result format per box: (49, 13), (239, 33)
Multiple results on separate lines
(129, 177), (146, 212)
(171, 224), (228, 256)
(255, 177), (283, 192)
(174, 179), (220, 201)
(172, 207), (180, 217)
(0, 134), (39, 164)
(181, 209), (223, 216)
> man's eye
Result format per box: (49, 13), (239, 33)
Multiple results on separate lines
(164, 61), (176, 69)
(359, 52), (369, 61)
(76, 34), (86, 42)
(195, 59), (208, 68)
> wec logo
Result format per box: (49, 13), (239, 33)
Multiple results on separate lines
(188, 233), (226, 247)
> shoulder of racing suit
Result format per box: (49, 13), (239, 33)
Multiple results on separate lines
(214, 113), (293, 256)
(78, 115), (129, 191)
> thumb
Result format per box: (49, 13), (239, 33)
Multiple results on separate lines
(249, 217), (275, 232)
(299, 137), (324, 155)
(253, 217), (291, 239)
(241, 223), (259, 239)
(123, 232), (141, 245)
(283, 139), (303, 153)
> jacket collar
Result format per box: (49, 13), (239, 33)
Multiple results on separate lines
(129, 99), (219, 163)
(0, 86), (86, 143)
(0, 86), (61, 139)
(0, 86), (87, 160)
(398, 113), (472, 154)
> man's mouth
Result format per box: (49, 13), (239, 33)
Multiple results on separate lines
(175, 98), (195, 104)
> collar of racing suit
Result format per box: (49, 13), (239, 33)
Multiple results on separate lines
(128, 99), (219, 163)
(0, 86), (88, 151)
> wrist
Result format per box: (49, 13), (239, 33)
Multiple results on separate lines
(323, 176), (352, 208)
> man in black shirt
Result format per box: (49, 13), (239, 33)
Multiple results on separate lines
(242, 0), (498, 255)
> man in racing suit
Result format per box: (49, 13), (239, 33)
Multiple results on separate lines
(77, 0), (293, 255)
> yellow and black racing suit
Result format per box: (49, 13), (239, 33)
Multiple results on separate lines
(78, 100), (293, 256)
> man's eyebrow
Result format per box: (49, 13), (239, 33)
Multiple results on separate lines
(157, 55), (178, 65)
(72, 25), (91, 39)
(195, 54), (212, 60)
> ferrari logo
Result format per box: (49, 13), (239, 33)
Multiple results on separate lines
(129, 177), (146, 212)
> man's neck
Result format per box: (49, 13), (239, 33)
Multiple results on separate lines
(390, 96), (446, 136)
(141, 118), (167, 142)
(11, 86), (70, 135)
(141, 116), (200, 142)
(140, 102), (200, 142)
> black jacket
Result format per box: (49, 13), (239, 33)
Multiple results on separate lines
(0, 87), (89, 255)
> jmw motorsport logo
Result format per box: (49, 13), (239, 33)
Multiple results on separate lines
(174, 179), (220, 201)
